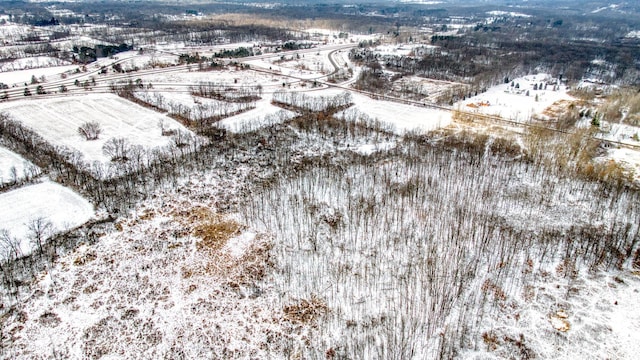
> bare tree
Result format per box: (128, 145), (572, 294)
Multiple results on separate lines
(78, 121), (103, 140)
(27, 217), (54, 256)
(103, 137), (131, 162)
(0, 229), (22, 261)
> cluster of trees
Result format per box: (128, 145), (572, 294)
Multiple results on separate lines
(190, 82), (262, 103)
(350, 16), (640, 103)
(240, 126), (640, 359)
(213, 47), (253, 59)
(72, 43), (132, 63)
(125, 89), (256, 130)
(0, 114), (207, 212)
(272, 90), (353, 113)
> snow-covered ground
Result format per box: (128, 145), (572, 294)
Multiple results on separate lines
(608, 148), (640, 178)
(134, 91), (253, 119)
(138, 67), (289, 91)
(373, 43), (437, 57)
(0, 180), (94, 256)
(0, 56), (73, 72)
(391, 76), (465, 103)
(462, 269), (640, 359)
(0, 94), (194, 165)
(626, 30), (640, 39)
(258, 50), (335, 76)
(1, 168), (291, 359)
(573, 119), (640, 180)
(0, 146), (39, 184)
(217, 97), (296, 133)
(337, 92), (451, 134)
(456, 74), (573, 122)
(0, 65), (80, 87)
(122, 53), (179, 71)
(98, 50), (179, 72)
(245, 57), (330, 80)
(486, 10), (532, 18)
(155, 41), (258, 56)
(601, 122), (640, 146)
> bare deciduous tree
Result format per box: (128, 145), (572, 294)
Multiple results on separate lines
(78, 121), (102, 141)
(102, 137), (131, 162)
(0, 229), (22, 261)
(27, 217), (54, 256)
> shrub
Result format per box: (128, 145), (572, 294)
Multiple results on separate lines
(78, 121), (102, 140)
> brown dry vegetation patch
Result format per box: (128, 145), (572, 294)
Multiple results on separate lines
(193, 215), (242, 252)
(172, 206), (274, 285)
(283, 295), (329, 324)
(540, 100), (580, 119)
(170, 205), (243, 252)
(204, 13), (346, 31)
(73, 251), (97, 266)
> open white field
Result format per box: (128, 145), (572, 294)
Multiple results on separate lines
(140, 67), (276, 87)
(0, 56), (72, 72)
(392, 76), (465, 103)
(0, 93), (194, 164)
(601, 122), (640, 146)
(0, 181), (94, 256)
(257, 50), (335, 76)
(120, 52), (180, 71)
(0, 146), (39, 184)
(456, 73), (574, 122)
(217, 98), (296, 133)
(607, 148), (640, 181)
(245, 56), (330, 80)
(337, 92), (451, 134)
(374, 43), (437, 57)
(139, 67), (312, 93)
(155, 41), (258, 56)
(0, 64), (80, 87)
(135, 91), (251, 117)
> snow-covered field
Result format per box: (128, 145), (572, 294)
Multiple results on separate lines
(0, 165), (290, 359)
(138, 67), (289, 91)
(0, 56), (72, 72)
(245, 57), (330, 80)
(155, 41), (258, 56)
(486, 10), (532, 18)
(608, 148), (640, 178)
(0, 181), (94, 256)
(0, 65), (79, 87)
(601, 122), (640, 146)
(255, 50), (335, 76)
(373, 43), (437, 57)
(337, 92), (451, 134)
(0, 94), (194, 165)
(0, 146), (39, 184)
(134, 91), (252, 118)
(101, 51), (179, 72)
(217, 98), (296, 133)
(456, 74), (573, 122)
(391, 76), (465, 103)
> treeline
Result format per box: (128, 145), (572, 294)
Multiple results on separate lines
(0, 114), (209, 212)
(240, 125), (640, 359)
(191, 82), (262, 103)
(272, 90), (353, 113)
(112, 85), (255, 131)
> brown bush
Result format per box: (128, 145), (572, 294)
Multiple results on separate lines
(283, 295), (329, 324)
(194, 216), (241, 252)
